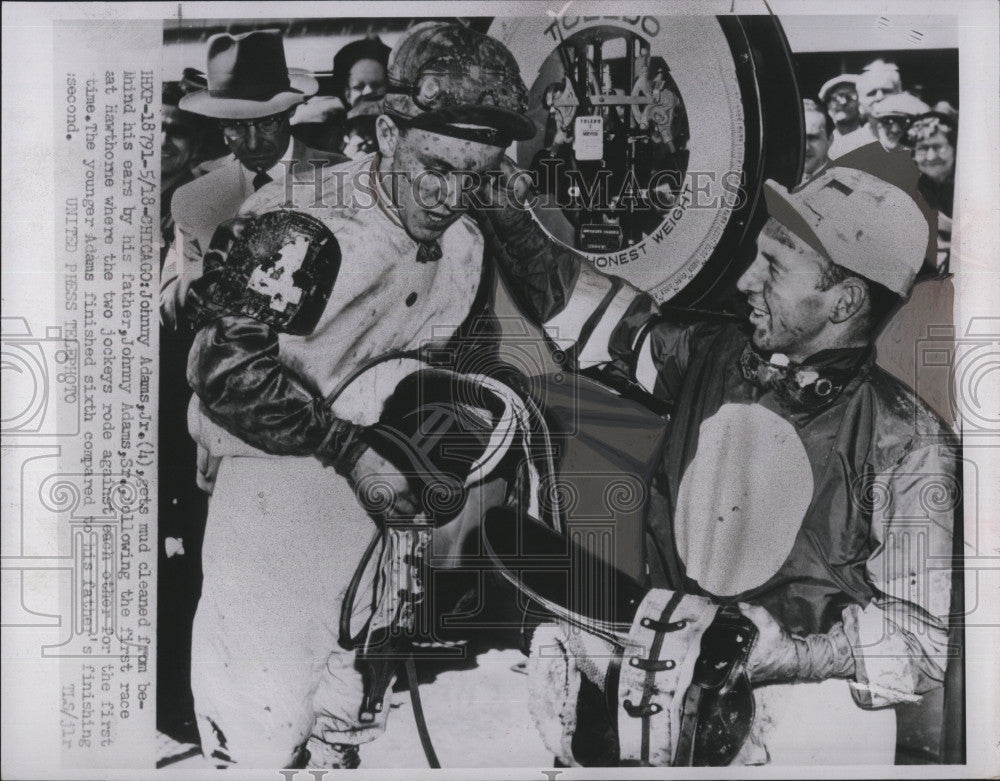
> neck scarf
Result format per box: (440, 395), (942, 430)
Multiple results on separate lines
(737, 341), (872, 410)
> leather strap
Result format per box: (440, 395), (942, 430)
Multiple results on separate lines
(625, 590), (684, 765)
(338, 530), (382, 650)
(672, 679), (703, 766)
(604, 643), (624, 755)
(323, 348), (422, 408)
(405, 655), (441, 768)
(563, 276), (625, 372)
(615, 590), (719, 766)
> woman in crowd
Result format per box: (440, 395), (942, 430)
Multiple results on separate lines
(330, 35), (390, 109)
(908, 110), (957, 273)
(295, 35), (391, 156)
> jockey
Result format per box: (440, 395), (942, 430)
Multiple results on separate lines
(478, 153), (956, 765)
(182, 22), (554, 769)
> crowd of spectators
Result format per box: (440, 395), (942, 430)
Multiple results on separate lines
(804, 57), (957, 273)
(160, 33), (390, 196)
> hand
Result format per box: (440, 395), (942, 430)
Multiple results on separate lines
(739, 602), (801, 684)
(739, 603), (857, 684)
(347, 446), (422, 524)
(185, 215), (256, 328)
(475, 156), (537, 222)
(183, 270), (224, 329)
(498, 155), (537, 209)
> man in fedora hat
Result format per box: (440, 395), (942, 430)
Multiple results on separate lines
(161, 29), (344, 330)
(478, 151), (956, 765)
(180, 21), (563, 769)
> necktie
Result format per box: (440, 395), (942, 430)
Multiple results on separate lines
(416, 240), (442, 264)
(252, 171), (272, 191)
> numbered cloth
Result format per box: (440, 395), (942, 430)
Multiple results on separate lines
(160, 137), (342, 331)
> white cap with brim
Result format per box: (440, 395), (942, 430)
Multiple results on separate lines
(763, 168), (928, 297)
(179, 30), (318, 120)
(818, 74), (858, 102)
(871, 92), (931, 119)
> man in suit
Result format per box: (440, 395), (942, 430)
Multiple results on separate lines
(160, 29), (344, 330)
(801, 99), (834, 183)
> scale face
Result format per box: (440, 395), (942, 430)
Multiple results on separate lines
(489, 15), (802, 305)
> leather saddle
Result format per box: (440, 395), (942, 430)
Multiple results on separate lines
(340, 367), (554, 726)
(482, 505), (646, 641)
(483, 507), (757, 767)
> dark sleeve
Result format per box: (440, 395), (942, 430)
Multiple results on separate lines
(476, 205), (581, 325)
(605, 314), (700, 406)
(187, 315), (367, 474)
(477, 200), (697, 405)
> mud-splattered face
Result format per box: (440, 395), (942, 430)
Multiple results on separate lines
(737, 219), (840, 362)
(376, 117), (505, 242)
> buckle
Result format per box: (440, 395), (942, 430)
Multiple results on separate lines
(623, 699), (663, 718)
(640, 616), (688, 632)
(627, 656), (676, 672)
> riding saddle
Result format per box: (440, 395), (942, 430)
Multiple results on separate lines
(482, 499), (757, 767)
